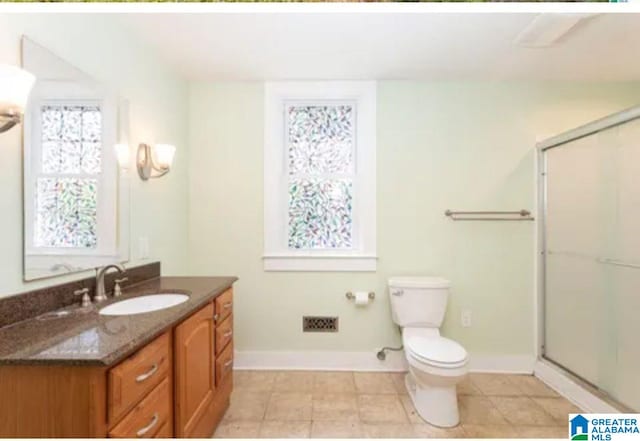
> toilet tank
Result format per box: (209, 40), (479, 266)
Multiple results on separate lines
(388, 277), (451, 328)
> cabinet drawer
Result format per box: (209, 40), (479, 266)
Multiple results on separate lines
(108, 332), (171, 424)
(109, 377), (172, 438)
(215, 315), (233, 355)
(216, 341), (234, 386)
(214, 288), (233, 323)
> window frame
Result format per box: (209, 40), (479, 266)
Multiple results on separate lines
(263, 81), (377, 272)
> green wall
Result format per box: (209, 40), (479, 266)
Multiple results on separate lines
(187, 80), (640, 358)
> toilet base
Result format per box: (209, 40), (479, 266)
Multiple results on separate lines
(404, 372), (460, 428)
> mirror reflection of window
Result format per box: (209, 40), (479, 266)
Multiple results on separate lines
(35, 104), (102, 249)
(22, 37), (130, 281)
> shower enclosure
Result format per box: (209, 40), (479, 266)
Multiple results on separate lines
(538, 106), (640, 412)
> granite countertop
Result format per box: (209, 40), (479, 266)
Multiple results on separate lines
(0, 276), (237, 367)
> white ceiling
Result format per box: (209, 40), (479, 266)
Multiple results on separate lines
(120, 13), (640, 81)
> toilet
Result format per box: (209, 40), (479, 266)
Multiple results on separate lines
(388, 277), (468, 428)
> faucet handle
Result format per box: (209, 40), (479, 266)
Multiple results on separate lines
(113, 277), (129, 297)
(74, 288), (92, 308)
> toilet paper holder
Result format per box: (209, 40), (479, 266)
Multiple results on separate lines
(345, 291), (375, 301)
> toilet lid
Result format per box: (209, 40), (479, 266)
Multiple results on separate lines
(406, 335), (468, 366)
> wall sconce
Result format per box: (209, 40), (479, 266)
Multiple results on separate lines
(0, 64), (36, 134)
(114, 144), (130, 169)
(136, 143), (176, 180)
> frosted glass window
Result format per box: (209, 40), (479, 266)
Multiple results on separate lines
(287, 105), (353, 174)
(35, 104), (102, 249)
(35, 178), (98, 248)
(286, 105), (355, 249)
(264, 82), (376, 271)
(288, 178), (353, 249)
(41, 105), (102, 174)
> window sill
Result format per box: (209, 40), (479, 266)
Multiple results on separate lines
(263, 255), (377, 272)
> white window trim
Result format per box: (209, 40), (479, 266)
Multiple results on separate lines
(263, 81), (377, 272)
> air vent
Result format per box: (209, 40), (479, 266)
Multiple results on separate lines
(303, 316), (338, 332)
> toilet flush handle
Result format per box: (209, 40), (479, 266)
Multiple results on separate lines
(391, 289), (404, 296)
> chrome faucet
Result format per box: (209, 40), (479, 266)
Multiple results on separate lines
(95, 264), (126, 303)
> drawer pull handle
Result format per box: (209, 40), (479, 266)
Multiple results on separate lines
(223, 330), (233, 338)
(223, 302), (232, 309)
(224, 359), (233, 369)
(136, 363), (158, 383)
(136, 413), (159, 437)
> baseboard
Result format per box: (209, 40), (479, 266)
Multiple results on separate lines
(234, 350), (535, 374)
(534, 359), (622, 413)
(234, 350), (409, 372)
(468, 354), (536, 374)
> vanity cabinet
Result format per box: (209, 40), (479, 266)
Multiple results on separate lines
(0, 286), (234, 439)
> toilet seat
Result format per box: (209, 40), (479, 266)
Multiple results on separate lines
(404, 331), (468, 368)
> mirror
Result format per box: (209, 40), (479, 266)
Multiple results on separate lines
(22, 37), (130, 281)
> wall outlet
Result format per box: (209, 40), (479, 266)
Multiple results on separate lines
(461, 309), (472, 328)
(138, 237), (150, 259)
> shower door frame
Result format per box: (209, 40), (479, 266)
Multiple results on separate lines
(536, 105), (640, 409)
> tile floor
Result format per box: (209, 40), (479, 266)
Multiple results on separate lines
(213, 370), (581, 438)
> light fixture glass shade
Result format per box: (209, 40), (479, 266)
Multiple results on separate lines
(0, 64), (36, 112)
(114, 144), (130, 169)
(154, 144), (176, 169)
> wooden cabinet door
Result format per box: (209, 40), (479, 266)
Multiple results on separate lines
(174, 302), (215, 438)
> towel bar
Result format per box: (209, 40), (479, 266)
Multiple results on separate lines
(445, 209), (534, 221)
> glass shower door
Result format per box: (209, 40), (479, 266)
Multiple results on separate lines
(543, 117), (640, 411)
(606, 118), (640, 410)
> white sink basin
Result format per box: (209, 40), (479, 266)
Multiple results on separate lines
(99, 294), (189, 316)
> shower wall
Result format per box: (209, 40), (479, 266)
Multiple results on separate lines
(542, 113), (640, 411)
